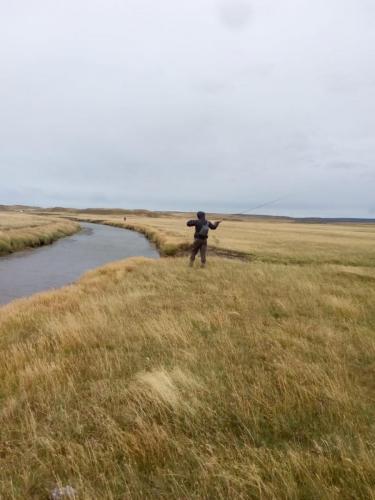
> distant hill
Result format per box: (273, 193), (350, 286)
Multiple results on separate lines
(295, 217), (375, 224)
(0, 204), (41, 212)
(1, 205), (375, 224)
(45, 207), (171, 217)
(234, 213), (375, 224)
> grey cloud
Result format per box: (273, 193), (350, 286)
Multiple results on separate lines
(195, 80), (232, 95)
(326, 161), (369, 170)
(327, 72), (375, 94)
(217, 0), (253, 30)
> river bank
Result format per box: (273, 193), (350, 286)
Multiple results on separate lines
(0, 212), (79, 256)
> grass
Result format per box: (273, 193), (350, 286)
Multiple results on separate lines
(0, 212), (79, 255)
(1, 210), (375, 498)
(0, 249), (375, 498)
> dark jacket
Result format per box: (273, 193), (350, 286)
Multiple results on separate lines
(186, 219), (219, 240)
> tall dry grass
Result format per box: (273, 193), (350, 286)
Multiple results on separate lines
(0, 255), (374, 499)
(0, 212), (79, 255)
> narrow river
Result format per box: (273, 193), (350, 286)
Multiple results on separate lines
(0, 222), (159, 305)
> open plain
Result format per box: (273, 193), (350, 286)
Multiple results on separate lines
(0, 211), (374, 498)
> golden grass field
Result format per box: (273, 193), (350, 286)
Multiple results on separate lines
(0, 211), (375, 498)
(0, 212), (79, 256)
(65, 211), (375, 266)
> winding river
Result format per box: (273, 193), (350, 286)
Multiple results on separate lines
(0, 222), (159, 306)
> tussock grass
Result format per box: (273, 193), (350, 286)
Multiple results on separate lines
(1, 257), (374, 498)
(0, 212), (79, 255)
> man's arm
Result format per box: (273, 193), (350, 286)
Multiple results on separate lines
(187, 219), (198, 227)
(209, 221), (221, 230)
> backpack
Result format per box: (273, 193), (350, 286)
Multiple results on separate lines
(198, 221), (209, 238)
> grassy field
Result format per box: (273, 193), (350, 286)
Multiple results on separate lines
(0, 212), (79, 256)
(59, 211), (375, 266)
(0, 208), (375, 498)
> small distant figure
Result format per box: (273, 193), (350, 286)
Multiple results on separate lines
(187, 211), (221, 267)
(123, 216), (127, 221)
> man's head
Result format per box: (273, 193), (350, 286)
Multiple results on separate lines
(197, 211), (205, 220)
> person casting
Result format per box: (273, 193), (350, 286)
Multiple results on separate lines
(186, 211), (221, 267)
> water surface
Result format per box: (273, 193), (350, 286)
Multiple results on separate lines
(0, 222), (159, 305)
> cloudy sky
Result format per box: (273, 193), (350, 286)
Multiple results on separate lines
(1, 0), (374, 216)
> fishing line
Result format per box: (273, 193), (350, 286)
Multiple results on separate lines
(236, 194), (292, 215)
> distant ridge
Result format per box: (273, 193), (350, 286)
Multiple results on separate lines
(295, 217), (375, 224)
(1, 205), (374, 224)
(234, 213), (375, 224)
(0, 204), (41, 211)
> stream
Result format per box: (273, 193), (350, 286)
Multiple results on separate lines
(0, 222), (159, 305)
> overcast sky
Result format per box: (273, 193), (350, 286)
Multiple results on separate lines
(1, 0), (374, 216)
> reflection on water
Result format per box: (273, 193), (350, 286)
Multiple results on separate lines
(0, 222), (159, 305)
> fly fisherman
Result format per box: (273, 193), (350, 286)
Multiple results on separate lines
(187, 211), (221, 267)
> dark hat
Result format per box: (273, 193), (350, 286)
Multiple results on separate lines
(197, 211), (205, 219)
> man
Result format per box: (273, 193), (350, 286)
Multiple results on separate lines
(186, 211), (221, 267)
